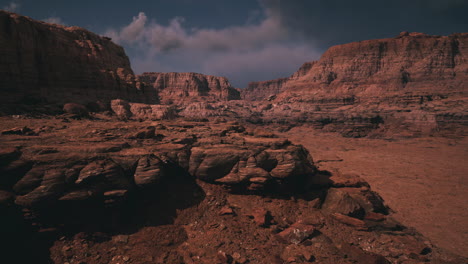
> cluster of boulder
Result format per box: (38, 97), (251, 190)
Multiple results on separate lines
(0, 123), (316, 211)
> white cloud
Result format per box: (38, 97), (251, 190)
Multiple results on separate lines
(105, 10), (319, 87)
(42, 17), (66, 25)
(2, 1), (20, 12)
(105, 11), (288, 54)
(107, 12), (148, 44)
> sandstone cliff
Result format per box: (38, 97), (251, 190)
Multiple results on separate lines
(240, 32), (468, 137)
(242, 77), (289, 101)
(138, 72), (240, 104)
(244, 32), (467, 101)
(0, 11), (154, 105)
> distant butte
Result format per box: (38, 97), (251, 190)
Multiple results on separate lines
(138, 72), (240, 104)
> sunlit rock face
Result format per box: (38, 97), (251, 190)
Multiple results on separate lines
(241, 32), (468, 137)
(244, 32), (468, 101)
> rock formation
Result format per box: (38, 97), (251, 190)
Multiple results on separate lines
(242, 77), (289, 101)
(3, 10), (465, 138)
(241, 32), (468, 137)
(0, 11), (154, 105)
(138, 72), (241, 104)
(244, 32), (468, 101)
(111, 99), (178, 120)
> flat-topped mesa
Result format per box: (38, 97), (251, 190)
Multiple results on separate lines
(138, 72), (241, 104)
(0, 11), (153, 105)
(243, 32), (468, 102)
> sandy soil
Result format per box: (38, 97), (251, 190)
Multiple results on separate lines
(281, 125), (468, 257)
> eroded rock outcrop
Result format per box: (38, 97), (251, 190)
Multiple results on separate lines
(138, 72), (241, 104)
(0, 118), (465, 264)
(111, 99), (178, 120)
(0, 11), (154, 105)
(189, 137), (315, 191)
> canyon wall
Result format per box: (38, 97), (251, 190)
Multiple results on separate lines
(0, 11), (154, 105)
(240, 32), (468, 137)
(1, 11), (466, 138)
(243, 32), (467, 102)
(242, 77), (289, 101)
(138, 72), (240, 104)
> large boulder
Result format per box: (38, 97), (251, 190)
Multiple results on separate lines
(111, 99), (132, 120)
(63, 103), (89, 117)
(322, 187), (388, 218)
(15, 169), (67, 207)
(134, 155), (167, 188)
(75, 159), (132, 190)
(13, 166), (45, 195)
(322, 188), (365, 218)
(129, 103), (178, 120)
(188, 139), (315, 191)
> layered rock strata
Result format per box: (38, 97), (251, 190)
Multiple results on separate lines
(0, 11), (154, 105)
(244, 32), (468, 101)
(241, 32), (468, 137)
(138, 72), (241, 104)
(242, 77), (289, 101)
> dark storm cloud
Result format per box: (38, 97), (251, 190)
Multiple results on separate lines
(260, 0), (468, 47)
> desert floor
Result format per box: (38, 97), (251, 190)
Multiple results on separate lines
(282, 126), (468, 257)
(1, 116), (466, 259)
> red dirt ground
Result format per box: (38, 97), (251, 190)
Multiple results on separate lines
(281, 125), (468, 257)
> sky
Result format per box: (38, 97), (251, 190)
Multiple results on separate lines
(2, 0), (467, 87)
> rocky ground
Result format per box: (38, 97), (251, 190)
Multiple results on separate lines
(0, 114), (466, 264)
(281, 126), (468, 258)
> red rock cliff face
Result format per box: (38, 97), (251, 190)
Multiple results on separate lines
(286, 32), (467, 100)
(240, 32), (468, 137)
(242, 77), (289, 101)
(138, 72), (240, 104)
(243, 62), (317, 101)
(243, 32), (467, 102)
(0, 11), (153, 104)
